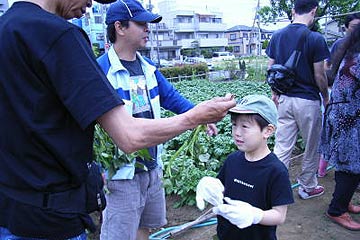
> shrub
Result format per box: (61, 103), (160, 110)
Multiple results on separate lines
(159, 63), (209, 80)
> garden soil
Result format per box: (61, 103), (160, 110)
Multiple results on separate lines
(89, 154), (360, 240)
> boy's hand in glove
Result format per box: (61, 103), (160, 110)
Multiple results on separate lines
(213, 197), (264, 229)
(196, 177), (224, 210)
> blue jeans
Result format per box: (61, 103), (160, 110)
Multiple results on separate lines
(0, 227), (86, 240)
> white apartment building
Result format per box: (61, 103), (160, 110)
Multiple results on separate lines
(153, 0), (228, 60)
(0, 0), (9, 16)
(72, 3), (108, 51)
(225, 25), (273, 57)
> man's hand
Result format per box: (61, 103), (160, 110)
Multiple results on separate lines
(196, 177), (224, 210)
(213, 197), (264, 229)
(186, 94), (236, 127)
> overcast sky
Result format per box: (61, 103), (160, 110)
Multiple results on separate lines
(153, 0), (290, 30)
(8, 0), (289, 30)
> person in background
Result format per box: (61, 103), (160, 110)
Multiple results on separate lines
(265, 0), (329, 200)
(318, 12), (360, 178)
(196, 95), (294, 240)
(97, 1), (217, 239)
(325, 13), (360, 72)
(320, 23), (360, 231)
(0, 0), (235, 239)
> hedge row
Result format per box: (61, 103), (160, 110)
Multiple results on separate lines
(159, 63), (209, 79)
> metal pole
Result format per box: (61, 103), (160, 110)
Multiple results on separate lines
(148, 0), (155, 61)
(155, 23), (161, 67)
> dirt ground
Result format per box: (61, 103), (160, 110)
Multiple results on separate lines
(89, 155), (360, 240)
(154, 156), (360, 240)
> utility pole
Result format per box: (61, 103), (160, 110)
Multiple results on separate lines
(148, 0), (156, 62)
(249, 0), (261, 55)
(101, 3), (109, 52)
(155, 22), (161, 66)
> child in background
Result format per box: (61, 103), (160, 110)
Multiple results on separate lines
(196, 95), (294, 240)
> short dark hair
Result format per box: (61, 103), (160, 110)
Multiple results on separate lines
(106, 20), (130, 43)
(344, 13), (360, 28)
(294, 0), (319, 15)
(325, 24), (360, 85)
(230, 113), (270, 130)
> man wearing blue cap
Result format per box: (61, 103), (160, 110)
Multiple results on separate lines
(97, 1), (217, 239)
(0, 0), (235, 239)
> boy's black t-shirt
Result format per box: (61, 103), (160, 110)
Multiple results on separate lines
(0, 2), (122, 239)
(217, 151), (294, 240)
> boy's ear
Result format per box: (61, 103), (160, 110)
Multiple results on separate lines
(263, 124), (276, 138)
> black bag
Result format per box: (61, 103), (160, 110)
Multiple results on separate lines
(85, 161), (107, 213)
(267, 28), (310, 94)
(0, 161), (106, 216)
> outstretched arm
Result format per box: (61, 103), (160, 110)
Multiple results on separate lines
(97, 94), (235, 153)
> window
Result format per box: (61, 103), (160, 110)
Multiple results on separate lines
(96, 33), (104, 41)
(234, 46), (240, 52)
(243, 33), (248, 39)
(92, 5), (100, 14)
(177, 33), (193, 40)
(230, 34), (236, 40)
(94, 16), (102, 24)
(84, 13), (90, 26)
(199, 16), (211, 23)
(212, 18), (222, 23)
(176, 16), (192, 23)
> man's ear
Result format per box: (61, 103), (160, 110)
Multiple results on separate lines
(311, 7), (317, 16)
(115, 21), (126, 35)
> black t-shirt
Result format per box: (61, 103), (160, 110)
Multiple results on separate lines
(216, 151), (294, 240)
(0, 2), (123, 239)
(120, 58), (157, 172)
(266, 23), (330, 100)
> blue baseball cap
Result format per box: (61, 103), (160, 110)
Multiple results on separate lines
(229, 95), (278, 127)
(95, 0), (116, 4)
(105, 0), (162, 25)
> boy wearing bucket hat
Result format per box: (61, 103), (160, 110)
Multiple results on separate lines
(97, 1), (218, 239)
(196, 95), (294, 240)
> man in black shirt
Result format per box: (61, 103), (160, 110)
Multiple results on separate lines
(0, 0), (235, 239)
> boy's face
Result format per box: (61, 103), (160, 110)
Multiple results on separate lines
(231, 114), (268, 153)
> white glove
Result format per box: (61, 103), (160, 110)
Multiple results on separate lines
(213, 197), (264, 229)
(196, 176), (224, 210)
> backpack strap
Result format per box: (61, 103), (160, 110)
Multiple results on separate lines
(284, 28), (310, 69)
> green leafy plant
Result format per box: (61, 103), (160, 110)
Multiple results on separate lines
(93, 125), (152, 180)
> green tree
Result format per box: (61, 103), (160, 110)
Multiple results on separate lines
(262, 39), (269, 49)
(92, 43), (101, 58)
(258, 0), (360, 25)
